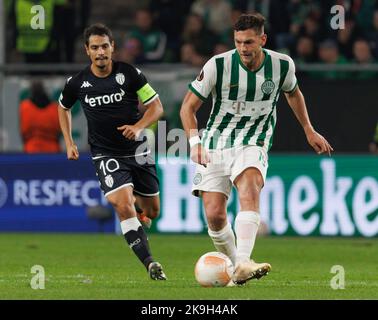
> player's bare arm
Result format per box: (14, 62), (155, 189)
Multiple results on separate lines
(117, 97), (163, 140)
(180, 91), (210, 167)
(284, 87), (334, 156)
(58, 106), (79, 160)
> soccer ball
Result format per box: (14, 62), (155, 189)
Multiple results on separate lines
(194, 252), (234, 287)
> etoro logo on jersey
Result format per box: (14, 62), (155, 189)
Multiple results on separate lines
(84, 88), (125, 107)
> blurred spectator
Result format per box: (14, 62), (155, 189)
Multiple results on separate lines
(7, 0), (91, 63)
(78, 0), (91, 35)
(19, 81), (61, 153)
(219, 7), (243, 49)
(180, 43), (207, 67)
(352, 39), (378, 79)
(128, 9), (167, 63)
(336, 13), (364, 60)
(354, 0), (376, 34)
(191, 0), (232, 34)
(213, 43), (231, 55)
(368, 9), (378, 59)
(11, 0), (56, 63)
(288, 0), (322, 37)
(236, 0), (272, 31)
(369, 122), (378, 154)
(353, 38), (375, 63)
(53, 0), (77, 62)
(310, 39), (349, 79)
(235, 0), (293, 50)
(293, 36), (317, 63)
(52, 0), (91, 62)
(268, 0), (293, 50)
(297, 14), (322, 42)
(181, 13), (219, 59)
(318, 39), (342, 63)
(149, 0), (192, 62)
(117, 37), (144, 65)
(234, 0), (271, 15)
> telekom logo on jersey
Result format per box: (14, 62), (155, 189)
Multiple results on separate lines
(85, 88), (125, 107)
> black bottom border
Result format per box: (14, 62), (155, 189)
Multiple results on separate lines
(0, 300), (377, 319)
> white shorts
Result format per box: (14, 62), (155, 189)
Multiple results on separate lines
(191, 145), (268, 198)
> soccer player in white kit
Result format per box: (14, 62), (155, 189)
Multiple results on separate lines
(180, 13), (333, 285)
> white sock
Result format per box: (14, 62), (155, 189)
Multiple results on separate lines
(208, 223), (237, 265)
(120, 217), (141, 235)
(234, 211), (260, 265)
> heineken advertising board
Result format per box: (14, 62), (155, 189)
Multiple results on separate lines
(0, 154), (377, 237)
(155, 156), (378, 237)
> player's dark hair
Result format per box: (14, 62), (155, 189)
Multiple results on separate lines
(234, 13), (266, 34)
(84, 23), (114, 46)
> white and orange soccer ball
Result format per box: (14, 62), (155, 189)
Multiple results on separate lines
(194, 252), (234, 287)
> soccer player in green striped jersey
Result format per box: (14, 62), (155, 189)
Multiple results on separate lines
(180, 13), (333, 285)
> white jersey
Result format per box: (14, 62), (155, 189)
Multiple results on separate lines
(189, 48), (297, 151)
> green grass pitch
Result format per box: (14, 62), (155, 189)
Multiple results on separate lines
(0, 233), (377, 300)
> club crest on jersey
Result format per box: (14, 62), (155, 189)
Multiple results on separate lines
(115, 73), (125, 85)
(261, 80), (275, 95)
(193, 173), (202, 185)
(105, 175), (114, 188)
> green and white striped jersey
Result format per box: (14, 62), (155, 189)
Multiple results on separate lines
(189, 48), (298, 151)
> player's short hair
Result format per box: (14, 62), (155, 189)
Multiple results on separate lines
(234, 13), (266, 35)
(84, 23), (114, 46)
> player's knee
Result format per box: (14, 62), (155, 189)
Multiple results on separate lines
(109, 200), (135, 217)
(238, 184), (261, 206)
(205, 201), (225, 216)
(205, 205), (227, 229)
(238, 191), (259, 213)
(239, 187), (259, 202)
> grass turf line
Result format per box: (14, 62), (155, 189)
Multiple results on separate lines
(0, 234), (377, 299)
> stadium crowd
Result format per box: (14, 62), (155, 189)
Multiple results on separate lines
(118, 0), (378, 78)
(5, 0), (378, 74)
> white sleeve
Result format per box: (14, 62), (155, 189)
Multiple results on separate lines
(281, 57), (298, 93)
(189, 57), (217, 101)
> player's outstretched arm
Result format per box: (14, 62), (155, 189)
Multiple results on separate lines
(180, 91), (210, 167)
(284, 87), (334, 156)
(117, 97), (163, 140)
(58, 106), (79, 160)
